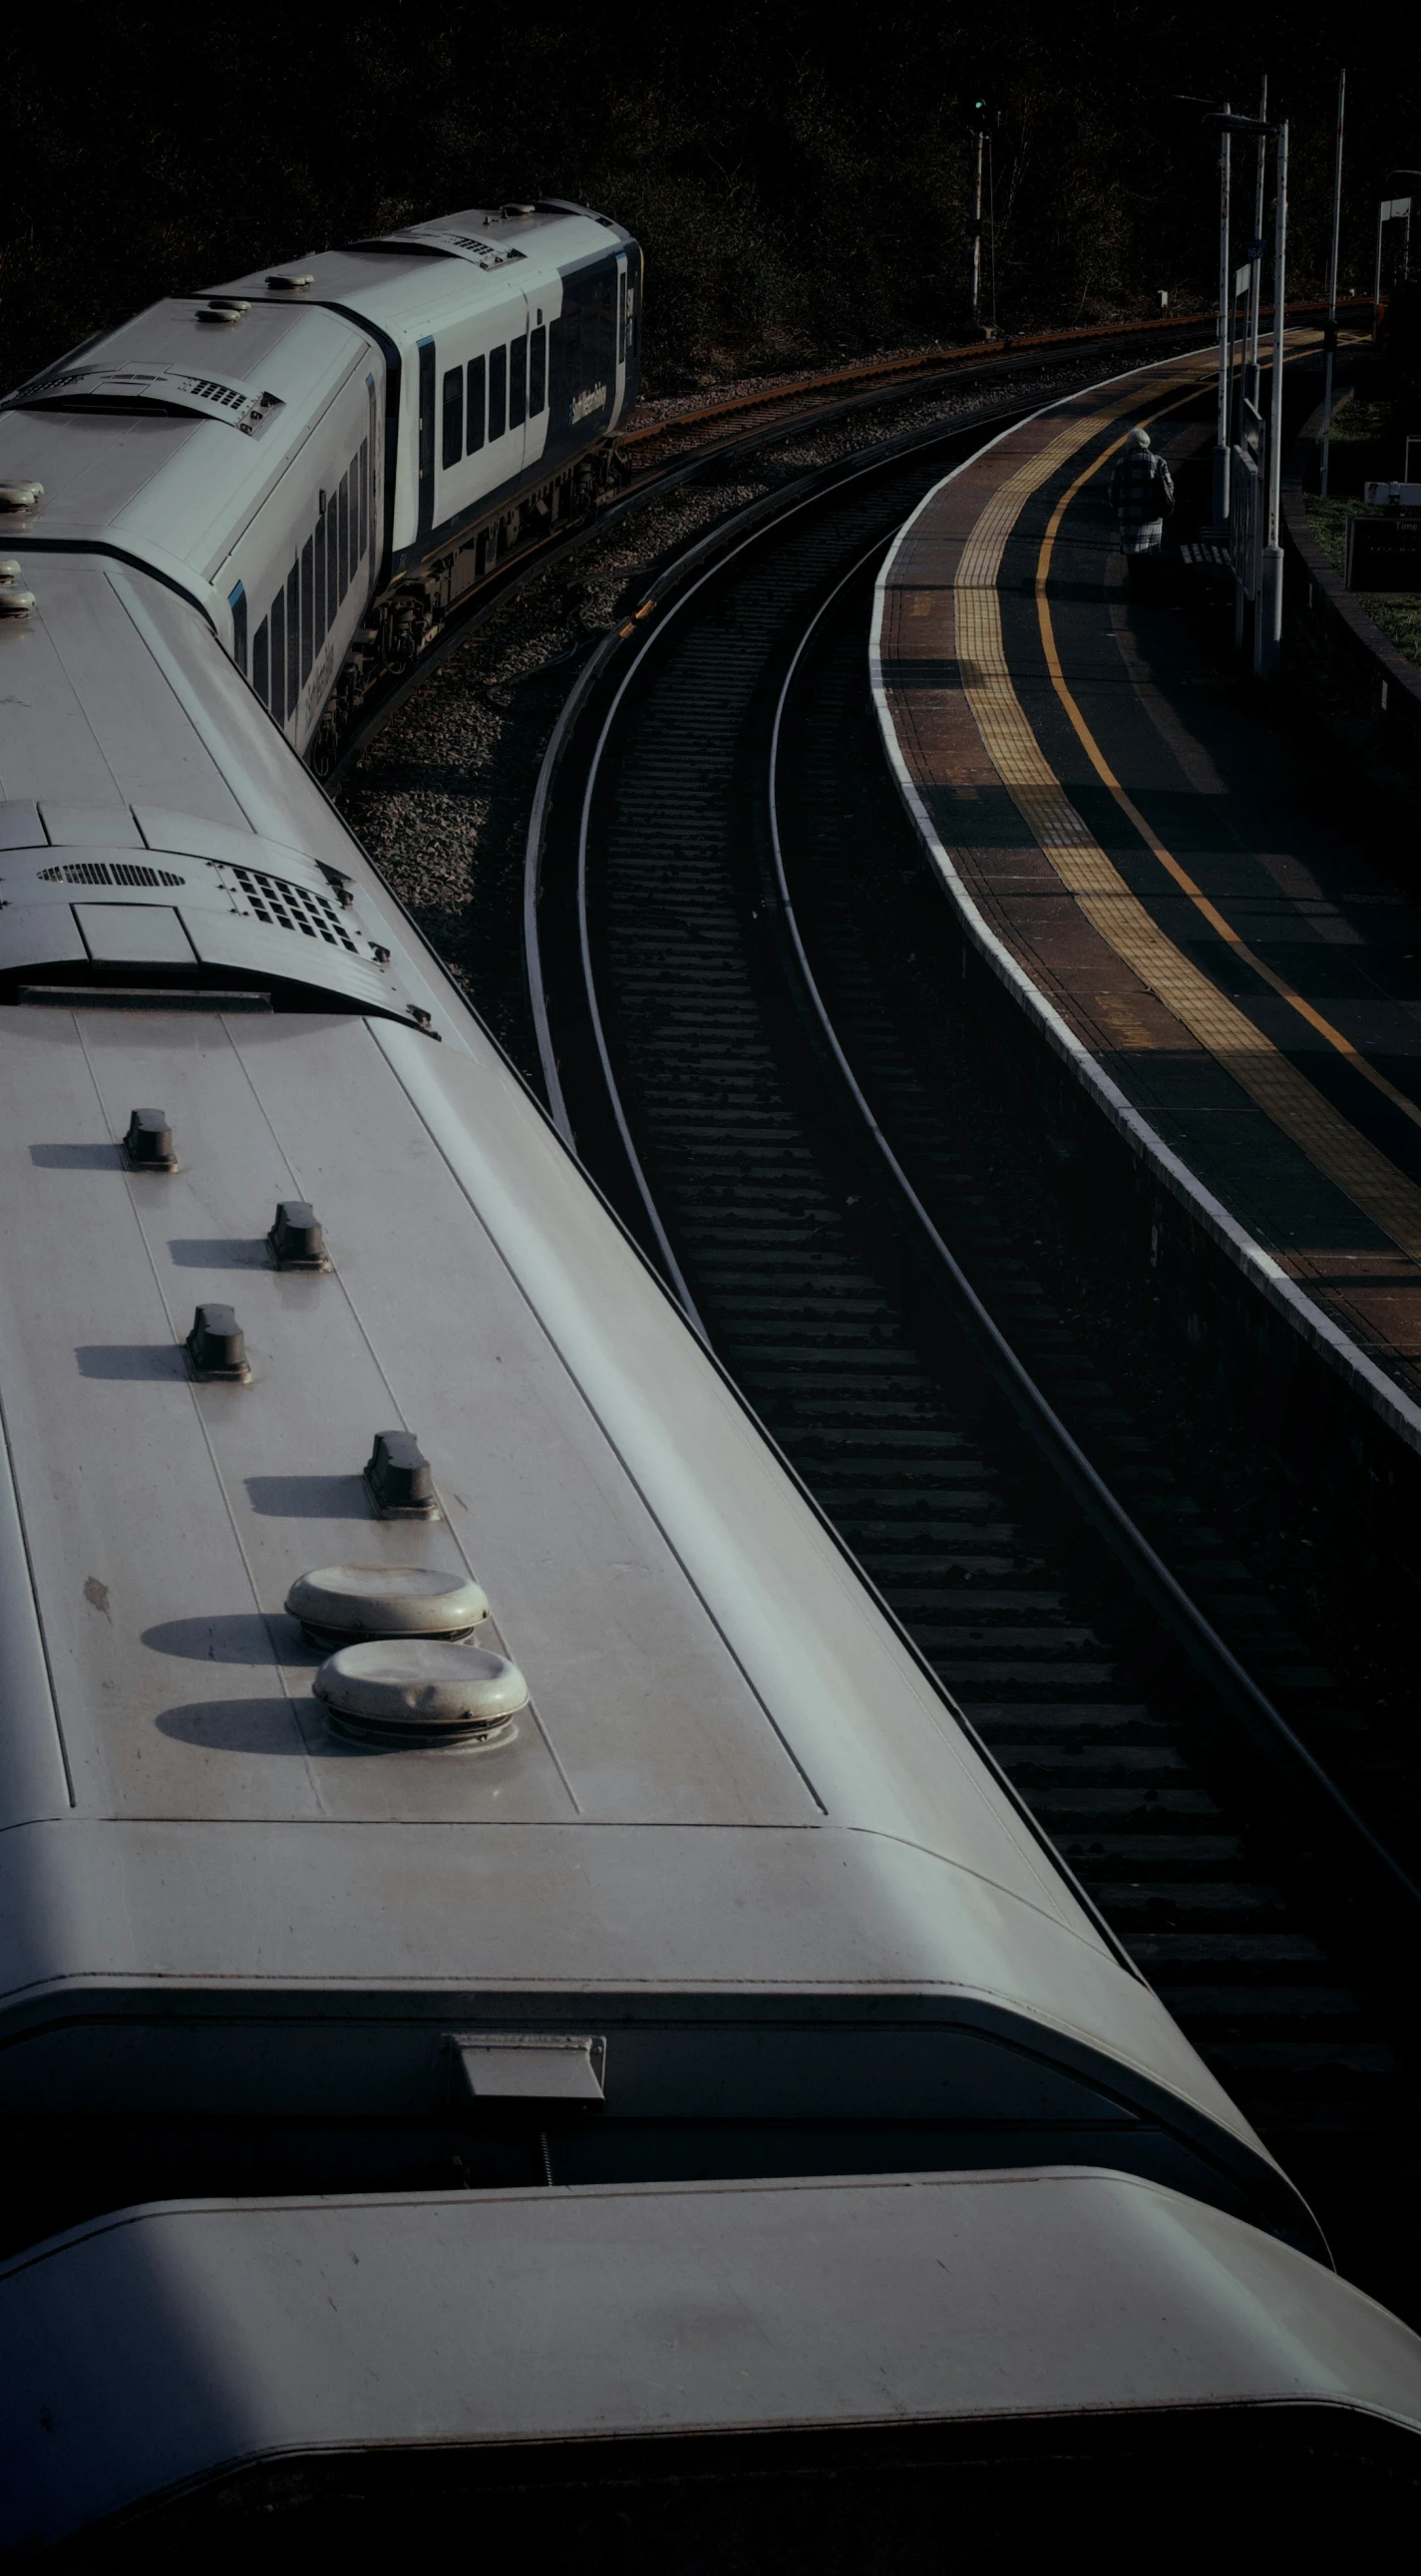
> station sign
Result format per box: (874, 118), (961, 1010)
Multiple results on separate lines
(1345, 513), (1421, 590)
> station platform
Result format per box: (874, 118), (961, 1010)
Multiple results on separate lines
(873, 344), (1421, 1453)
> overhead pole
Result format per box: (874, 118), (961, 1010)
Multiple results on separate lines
(1245, 76), (1268, 408)
(987, 129), (998, 331)
(1260, 118), (1289, 678)
(1214, 101), (1233, 530)
(969, 106), (985, 327)
(1209, 105), (1287, 677)
(1236, 88), (1268, 661)
(1319, 71), (1346, 500)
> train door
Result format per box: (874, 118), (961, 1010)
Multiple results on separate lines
(364, 373), (379, 607)
(470, 290), (532, 528)
(611, 251), (629, 427)
(499, 290), (532, 492)
(417, 337), (435, 548)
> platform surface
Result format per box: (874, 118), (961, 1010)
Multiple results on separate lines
(875, 344), (1421, 1435)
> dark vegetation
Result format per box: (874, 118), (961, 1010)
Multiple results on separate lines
(5, 2), (1421, 396)
(1302, 311), (1421, 667)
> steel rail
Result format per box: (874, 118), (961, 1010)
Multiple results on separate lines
(331, 318), (1229, 791)
(521, 353), (1421, 2302)
(528, 418), (1170, 1980)
(766, 549), (1421, 1923)
(527, 395), (1052, 1172)
(620, 295), (1372, 452)
(540, 454), (1421, 1985)
(548, 410), (1031, 1332)
(333, 301), (1364, 793)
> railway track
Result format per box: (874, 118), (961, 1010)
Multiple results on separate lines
(330, 319), (1235, 791)
(330, 300), (1366, 795)
(527, 414), (1421, 2322)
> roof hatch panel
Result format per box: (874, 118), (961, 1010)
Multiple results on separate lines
(6, 364), (286, 439)
(0, 837), (427, 1023)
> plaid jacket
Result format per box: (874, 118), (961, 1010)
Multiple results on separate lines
(1108, 446), (1176, 552)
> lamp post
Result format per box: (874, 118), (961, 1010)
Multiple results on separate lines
(969, 99), (987, 328)
(1206, 110), (1287, 676)
(1176, 94), (1237, 532)
(1215, 102), (1233, 528)
(1264, 117), (1289, 677)
(1244, 77), (1267, 414)
(1319, 71), (1345, 501)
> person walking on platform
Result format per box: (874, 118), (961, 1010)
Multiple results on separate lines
(1110, 425), (1175, 597)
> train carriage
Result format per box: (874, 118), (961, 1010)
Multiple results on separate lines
(4, 199), (639, 770)
(0, 203), (1418, 2557)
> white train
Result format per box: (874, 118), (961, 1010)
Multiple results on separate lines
(1, 196), (639, 772)
(0, 212), (1418, 2555)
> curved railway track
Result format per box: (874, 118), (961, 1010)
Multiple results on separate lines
(331, 302), (1364, 795)
(329, 319), (1233, 790)
(526, 410), (1421, 2323)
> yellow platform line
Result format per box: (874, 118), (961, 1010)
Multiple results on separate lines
(950, 384), (1421, 1264)
(1037, 436), (1421, 1138)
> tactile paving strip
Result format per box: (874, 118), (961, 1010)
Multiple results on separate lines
(876, 343), (1421, 1418)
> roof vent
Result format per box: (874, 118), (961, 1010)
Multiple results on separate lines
(365, 1429), (437, 1519)
(0, 570), (34, 616)
(200, 299), (249, 325)
(0, 482), (43, 512)
(313, 1639), (528, 1746)
(285, 1563), (489, 1647)
(266, 1199), (329, 1270)
(266, 272), (314, 291)
(38, 860), (185, 888)
(503, 203), (536, 217)
(227, 863), (365, 953)
(124, 1105), (177, 1171)
(185, 1301), (249, 1382)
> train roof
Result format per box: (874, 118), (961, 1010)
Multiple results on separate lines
(0, 202), (630, 592)
(208, 201), (630, 346)
(0, 297), (376, 595)
(0, 554), (1304, 2235)
(5, 2166), (1421, 2550)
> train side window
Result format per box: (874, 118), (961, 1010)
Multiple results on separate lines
(442, 366), (463, 470)
(489, 343), (507, 441)
(617, 269), (626, 359)
(314, 511), (327, 648)
(228, 581), (247, 675)
(359, 435), (369, 558)
(336, 479), (348, 600)
(466, 354), (486, 452)
(285, 564), (300, 715)
(270, 592), (285, 722)
(327, 495), (339, 629)
(509, 332), (527, 430)
(347, 456), (359, 573)
(300, 537), (314, 683)
(530, 324), (545, 417)
(252, 616), (269, 706)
